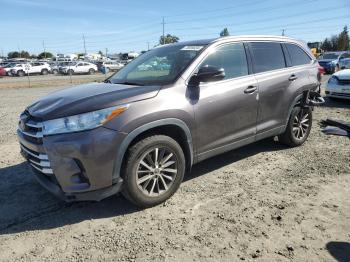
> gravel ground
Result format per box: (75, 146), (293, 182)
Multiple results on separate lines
(0, 76), (349, 262)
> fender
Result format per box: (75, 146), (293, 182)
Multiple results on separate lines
(112, 118), (194, 182)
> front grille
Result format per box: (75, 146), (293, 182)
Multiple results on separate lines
(20, 143), (53, 175)
(338, 79), (350, 85)
(331, 92), (350, 98)
(18, 111), (43, 144)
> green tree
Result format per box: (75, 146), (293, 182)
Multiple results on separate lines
(159, 34), (179, 45)
(321, 38), (332, 51)
(20, 51), (30, 59)
(330, 35), (339, 51)
(98, 50), (104, 56)
(8, 51), (20, 58)
(337, 25), (349, 51)
(37, 52), (53, 59)
(220, 28), (230, 37)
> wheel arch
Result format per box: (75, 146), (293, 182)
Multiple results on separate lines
(112, 118), (194, 183)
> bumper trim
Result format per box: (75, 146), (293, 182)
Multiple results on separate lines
(33, 171), (123, 202)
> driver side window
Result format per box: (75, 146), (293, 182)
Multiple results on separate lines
(200, 43), (248, 80)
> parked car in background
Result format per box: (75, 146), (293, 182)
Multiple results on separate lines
(0, 67), (6, 77)
(17, 36), (320, 207)
(339, 58), (350, 70)
(60, 61), (97, 75)
(326, 69), (350, 100)
(318, 51), (350, 74)
(97, 61), (124, 71)
(3, 63), (19, 75)
(50, 61), (71, 74)
(11, 62), (51, 76)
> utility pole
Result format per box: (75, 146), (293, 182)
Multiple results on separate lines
(18, 45), (21, 58)
(147, 42), (150, 51)
(82, 34), (87, 55)
(162, 17), (165, 45)
(282, 29), (285, 36)
(42, 40), (46, 59)
(105, 48), (108, 59)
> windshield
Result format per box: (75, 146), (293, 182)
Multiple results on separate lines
(109, 44), (205, 85)
(319, 53), (339, 60)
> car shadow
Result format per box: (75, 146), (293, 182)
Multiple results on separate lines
(321, 97), (350, 109)
(326, 242), (350, 262)
(0, 138), (287, 236)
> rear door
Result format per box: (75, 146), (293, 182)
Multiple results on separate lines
(193, 42), (259, 160)
(247, 42), (295, 138)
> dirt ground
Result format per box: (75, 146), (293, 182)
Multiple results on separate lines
(0, 76), (349, 262)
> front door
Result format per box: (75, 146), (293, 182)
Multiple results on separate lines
(192, 42), (259, 161)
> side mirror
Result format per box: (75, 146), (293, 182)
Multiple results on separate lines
(189, 65), (225, 86)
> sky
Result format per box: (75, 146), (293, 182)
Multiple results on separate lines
(0, 0), (349, 55)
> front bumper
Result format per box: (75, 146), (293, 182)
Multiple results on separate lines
(18, 124), (127, 202)
(325, 83), (350, 100)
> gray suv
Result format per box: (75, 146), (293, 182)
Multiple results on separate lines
(18, 36), (319, 207)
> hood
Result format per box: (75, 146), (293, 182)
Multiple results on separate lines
(333, 69), (350, 80)
(27, 82), (161, 120)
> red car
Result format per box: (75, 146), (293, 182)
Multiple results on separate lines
(318, 64), (325, 75)
(0, 67), (6, 77)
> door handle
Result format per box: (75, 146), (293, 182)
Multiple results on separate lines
(289, 74), (298, 81)
(244, 85), (257, 94)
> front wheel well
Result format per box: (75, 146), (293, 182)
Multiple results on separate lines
(121, 125), (193, 175)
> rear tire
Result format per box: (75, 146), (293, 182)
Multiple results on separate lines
(88, 68), (95, 75)
(41, 69), (48, 75)
(278, 107), (312, 147)
(122, 135), (185, 208)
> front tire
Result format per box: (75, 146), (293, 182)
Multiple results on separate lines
(279, 107), (312, 147)
(122, 135), (185, 208)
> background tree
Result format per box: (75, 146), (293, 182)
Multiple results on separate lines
(98, 50), (104, 56)
(7, 51), (20, 58)
(159, 34), (179, 45)
(37, 52), (53, 59)
(20, 51), (30, 59)
(337, 26), (349, 51)
(220, 28), (230, 37)
(320, 38), (332, 51)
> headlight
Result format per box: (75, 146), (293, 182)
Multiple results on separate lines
(42, 104), (129, 136)
(328, 76), (339, 85)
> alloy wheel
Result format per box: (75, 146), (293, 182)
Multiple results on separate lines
(292, 108), (310, 140)
(136, 147), (178, 197)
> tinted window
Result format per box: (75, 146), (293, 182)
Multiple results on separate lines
(341, 53), (350, 58)
(199, 43), (248, 80)
(249, 42), (286, 73)
(286, 43), (311, 66)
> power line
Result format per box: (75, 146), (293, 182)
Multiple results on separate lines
(166, 0), (317, 24)
(169, 6), (349, 32)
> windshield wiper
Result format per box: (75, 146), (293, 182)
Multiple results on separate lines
(113, 81), (144, 86)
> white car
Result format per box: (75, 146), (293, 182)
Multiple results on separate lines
(60, 62), (97, 75)
(11, 62), (51, 76)
(326, 69), (350, 100)
(99, 61), (124, 71)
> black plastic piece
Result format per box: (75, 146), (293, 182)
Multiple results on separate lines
(300, 90), (325, 108)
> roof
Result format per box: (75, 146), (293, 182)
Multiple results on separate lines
(170, 35), (305, 47)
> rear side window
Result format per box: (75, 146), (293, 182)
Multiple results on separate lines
(285, 43), (311, 66)
(199, 42), (248, 80)
(248, 42), (286, 73)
